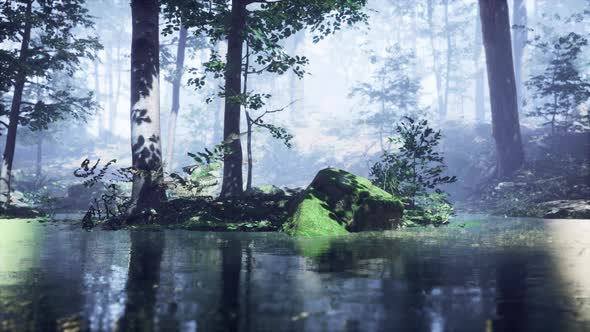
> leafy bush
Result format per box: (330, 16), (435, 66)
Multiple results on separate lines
(168, 143), (230, 197)
(526, 32), (590, 133)
(370, 117), (457, 225)
(73, 158), (133, 229)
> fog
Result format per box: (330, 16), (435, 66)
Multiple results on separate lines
(1, 0), (589, 210)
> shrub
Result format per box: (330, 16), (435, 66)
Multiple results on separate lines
(370, 117), (457, 225)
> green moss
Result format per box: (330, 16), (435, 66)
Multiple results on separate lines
(285, 168), (404, 237)
(285, 192), (349, 237)
(256, 185), (284, 195)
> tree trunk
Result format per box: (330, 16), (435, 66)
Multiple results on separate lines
(165, 24), (188, 169)
(212, 41), (226, 146)
(245, 113), (253, 192)
(479, 0), (524, 177)
(427, 0), (445, 118)
(36, 132), (42, 184)
(107, 42), (115, 137)
(113, 36), (123, 138)
(243, 41), (253, 192)
(0, 0), (32, 203)
(512, 0), (527, 115)
(220, 0), (246, 198)
(474, 8), (486, 122)
(93, 58), (104, 138)
(129, 0), (165, 213)
(442, 0), (451, 119)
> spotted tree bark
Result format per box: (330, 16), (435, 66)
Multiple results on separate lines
(479, 0), (524, 177)
(129, 0), (165, 212)
(0, 0), (32, 203)
(220, 0), (247, 198)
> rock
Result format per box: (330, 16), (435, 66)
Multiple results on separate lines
(541, 200), (590, 219)
(494, 182), (515, 190)
(249, 185), (285, 196)
(285, 168), (403, 237)
(5, 190), (28, 207)
(61, 183), (105, 210)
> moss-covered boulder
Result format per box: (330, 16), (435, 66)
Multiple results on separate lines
(285, 168), (403, 237)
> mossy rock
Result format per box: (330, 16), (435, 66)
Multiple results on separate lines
(250, 185), (285, 196)
(285, 168), (403, 237)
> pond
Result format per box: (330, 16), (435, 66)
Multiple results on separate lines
(0, 216), (589, 331)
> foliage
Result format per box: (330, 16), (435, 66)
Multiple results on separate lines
(163, 0), (367, 92)
(370, 117), (456, 225)
(464, 133), (590, 217)
(245, 96), (294, 148)
(21, 190), (58, 217)
(0, 0), (101, 134)
(405, 193), (454, 226)
(169, 143), (231, 197)
(526, 32), (590, 132)
(73, 159), (133, 229)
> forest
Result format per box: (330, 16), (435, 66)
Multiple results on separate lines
(0, 0), (589, 331)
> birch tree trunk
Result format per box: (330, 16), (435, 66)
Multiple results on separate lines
(129, 0), (165, 213)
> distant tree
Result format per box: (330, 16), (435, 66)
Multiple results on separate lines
(526, 32), (590, 133)
(163, 0), (369, 197)
(85, 0), (133, 141)
(478, 0), (525, 177)
(512, 0), (528, 115)
(350, 45), (421, 151)
(0, 0), (100, 203)
(129, 0), (166, 213)
(243, 98), (293, 192)
(164, 24), (189, 169)
(16, 73), (95, 188)
(473, 11), (486, 122)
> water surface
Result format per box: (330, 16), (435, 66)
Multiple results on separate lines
(0, 216), (589, 331)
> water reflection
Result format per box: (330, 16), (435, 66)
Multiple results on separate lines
(218, 235), (242, 332)
(117, 231), (165, 331)
(0, 217), (589, 331)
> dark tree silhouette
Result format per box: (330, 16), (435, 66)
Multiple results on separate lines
(479, 0), (524, 177)
(221, 0), (248, 198)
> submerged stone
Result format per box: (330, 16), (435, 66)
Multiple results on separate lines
(541, 200), (590, 219)
(285, 168), (403, 237)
